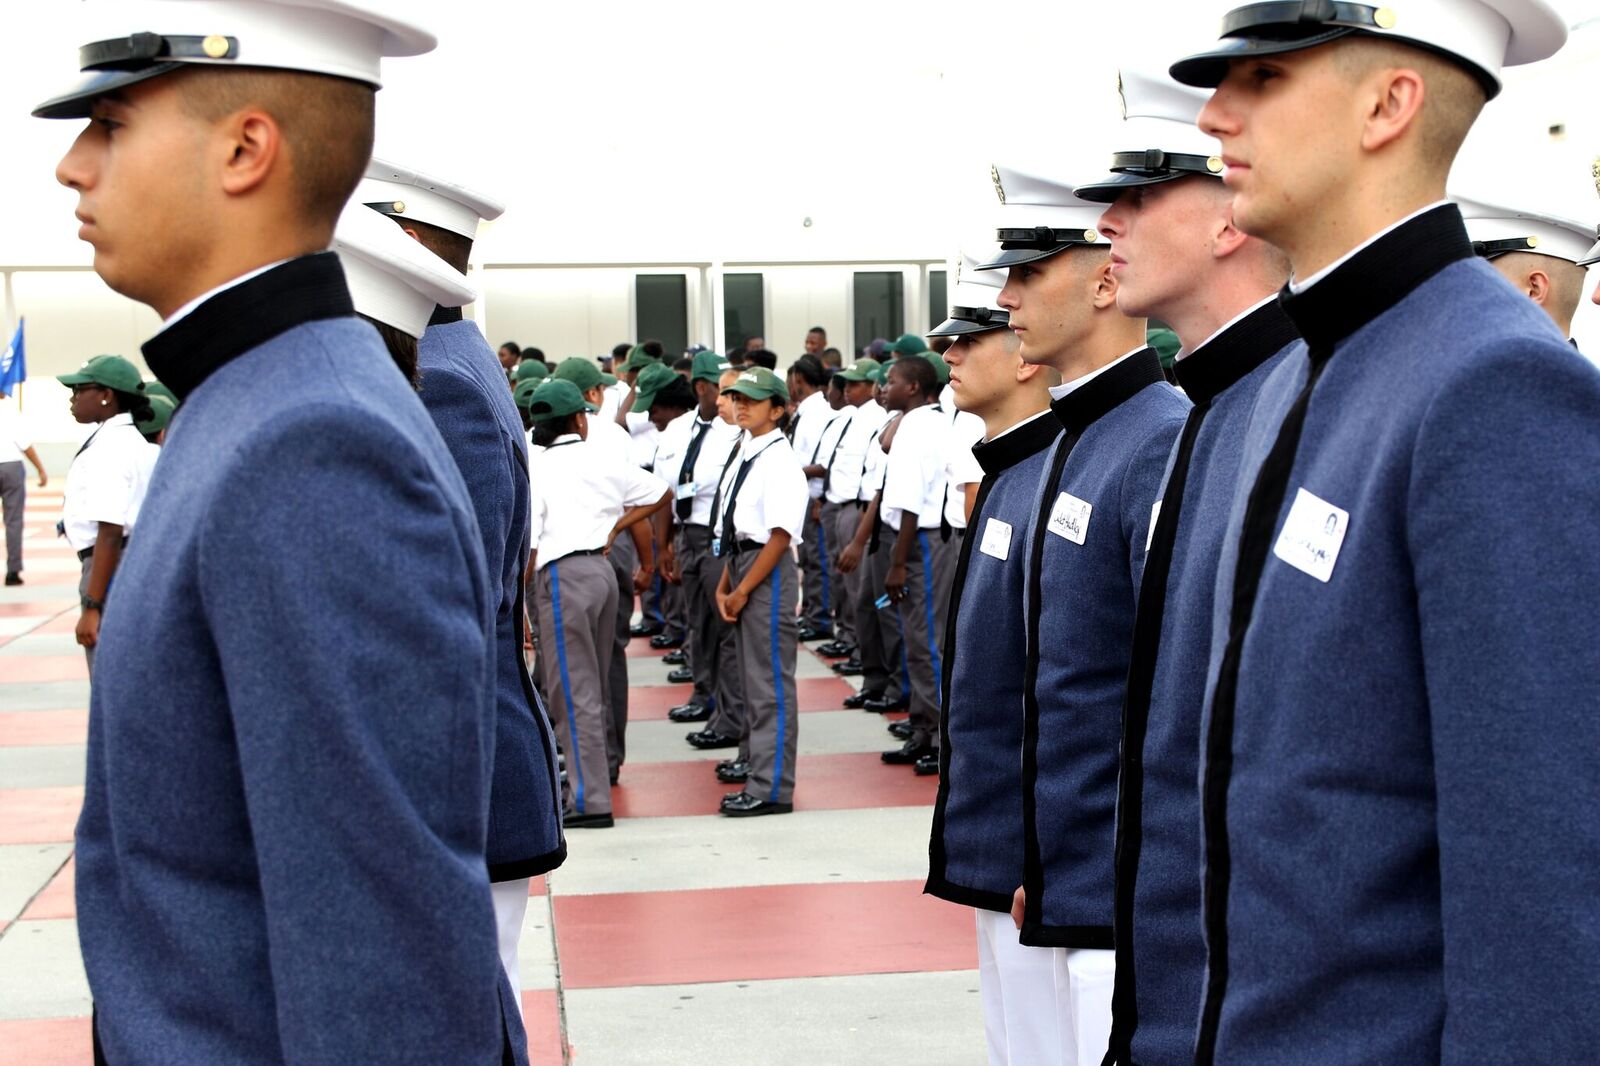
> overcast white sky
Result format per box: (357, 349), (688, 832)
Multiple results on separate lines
(2, 0), (1598, 268)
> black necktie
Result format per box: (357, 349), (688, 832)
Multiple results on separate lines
(676, 419), (713, 522)
(714, 450), (760, 555)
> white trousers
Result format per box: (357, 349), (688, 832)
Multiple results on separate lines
(976, 908), (1116, 1066)
(490, 878), (531, 1020)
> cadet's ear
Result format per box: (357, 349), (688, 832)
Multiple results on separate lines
(217, 106), (285, 199)
(1090, 256), (1120, 311)
(400, 226), (424, 246)
(1212, 204), (1252, 261)
(1525, 268), (1552, 307)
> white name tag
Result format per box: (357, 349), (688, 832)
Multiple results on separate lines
(980, 517), (1013, 560)
(1047, 492), (1092, 545)
(1272, 487), (1349, 583)
(674, 481), (697, 501)
(1147, 500), (1163, 552)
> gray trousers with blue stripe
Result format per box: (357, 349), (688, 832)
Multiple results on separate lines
(798, 502), (832, 631)
(899, 526), (957, 749)
(535, 553), (619, 816)
(727, 548), (799, 804)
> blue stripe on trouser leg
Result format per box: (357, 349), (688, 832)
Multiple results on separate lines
(816, 514), (831, 617)
(769, 565), (788, 803)
(650, 573), (665, 626)
(550, 564), (586, 814)
(895, 602), (913, 697)
(917, 531), (944, 704)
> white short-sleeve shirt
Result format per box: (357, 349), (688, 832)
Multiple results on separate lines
(942, 407), (987, 530)
(653, 410), (744, 528)
(528, 432), (668, 569)
(61, 414), (154, 551)
(880, 403), (951, 532)
(711, 430), (808, 547)
(0, 404), (31, 465)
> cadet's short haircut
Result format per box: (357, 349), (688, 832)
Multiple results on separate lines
(747, 349), (778, 370)
(808, 326), (827, 337)
(820, 346), (844, 368)
(889, 355), (938, 397)
(500, 341), (521, 355)
(612, 343), (633, 359)
(174, 67), (375, 227)
(672, 356), (694, 372)
(651, 377), (697, 412)
(1332, 38), (1485, 172)
(522, 347), (545, 362)
(641, 340), (666, 360)
(790, 354), (827, 388)
(395, 217), (472, 273)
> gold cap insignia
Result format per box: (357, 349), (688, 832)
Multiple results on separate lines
(990, 165), (1005, 205)
(1084, 229), (1100, 243)
(392, 201), (406, 214)
(1207, 156), (1225, 174)
(1373, 8), (1398, 29)
(1527, 235), (1540, 249)
(202, 35), (230, 59)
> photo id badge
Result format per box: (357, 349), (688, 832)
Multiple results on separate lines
(1272, 487), (1349, 583)
(674, 481), (697, 502)
(980, 517), (1012, 560)
(1047, 492), (1092, 546)
(711, 536), (723, 558)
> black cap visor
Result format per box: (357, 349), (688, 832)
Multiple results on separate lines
(33, 64), (185, 119)
(974, 227), (1104, 271)
(928, 307), (1011, 338)
(1075, 168), (1212, 204)
(1169, 27), (1354, 89)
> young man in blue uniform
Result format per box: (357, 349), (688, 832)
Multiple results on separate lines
(1074, 68), (1296, 1066)
(1456, 191), (1595, 344)
(36, 3), (524, 1062)
(979, 163), (1190, 1064)
(358, 157), (567, 1019)
(1171, 3), (1598, 1061)
(923, 246), (1064, 1064)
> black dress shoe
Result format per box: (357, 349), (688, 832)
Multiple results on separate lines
(668, 702), (712, 723)
(629, 620), (663, 638)
(831, 659), (864, 677)
(563, 811), (615, 829)
(716, 761), (750, 783)
(913, 754), (940, 777)
(650, 632), (683, 649)
(3, 572), (20, 587)
(797, 625), (833, 642)
(720, 792), (792, 817)
(815, 640), (856, 659)
(842, 689), (884, 710)
(661, 649), (688, 665)
(687, 729), (739, 750)
(888, 720), (913, 740)
(863, 694), (910, 714)
(667, 666), (694, 684)
(882, 739), (934, 765)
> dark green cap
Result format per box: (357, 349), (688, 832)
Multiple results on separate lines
(721, 366), (790, 404)
(142, 380), (177, 405)
(57, 355), (144, 394)
(623, 345), (661, 372)
(630, 362), (681, 413)
(136, 394), (176, 436)
(513, 360), (549, 384)
(886, 333), (929, 357)
(691, 350), (732, 384)
(527, 379), (599, 423)
(920, 351), (951, 385)
(835, 358), (882, 383)
(513, 377), (542, 411)
(1146, 326), (1181, 371)
(553, 357), (616, 391)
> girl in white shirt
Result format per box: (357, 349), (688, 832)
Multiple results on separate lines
(526, 380), (670, 828)
(711, 368), (809, 817)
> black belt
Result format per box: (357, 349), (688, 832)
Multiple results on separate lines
(730, 539), (764, 556)
(854, 500), (868, 510)
(548, 547), (605, 566)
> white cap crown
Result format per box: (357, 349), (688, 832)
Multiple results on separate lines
(332, 202), (476, 339)
(358, 157), (506, 241)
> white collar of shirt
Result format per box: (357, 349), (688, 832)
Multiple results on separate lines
(1178, 293), (1279, 362)
(739, 430), (786, 461)
(1048, 345), (1145, 401)
(1288, 200), (1451, 295)
(158, 259), (293, 333)
(984, 408), (1052, 444)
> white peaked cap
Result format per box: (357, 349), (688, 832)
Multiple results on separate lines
(358, 157), (506, 241)
(1170, 0), (1568, 99)
(1455, 192), (1597, 265)
(975, 162), (1108, 271)
(34, 0), (435, 119)
(332, 202), (476, 340)
(1076, 68), (1224, 203)
(930, 244), (1010, 337)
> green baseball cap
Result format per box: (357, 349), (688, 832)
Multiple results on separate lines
(513, 360), (549, 384)
(623, 345), (661, 372)
(835, 358), (882, 384)
(137, 394), (176, 436)
(721, 366), (790, 404)
(920, 351), (951, 385)
(57, 354), (144, 395)
(553, 357), (616, 391)
(527, 379), (599, 423)
(630, 362), (681, 413)
(142, 380), (177, 405)
(886, 333), (929, 357)
(513, 377), (542, 411)
(691, 350), (732, 384)
(1146, 326), (1181, 371)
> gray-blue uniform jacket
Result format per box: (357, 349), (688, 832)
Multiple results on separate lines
(1102, 301), (1298, 1066)
(417, 307), (565, 882)
(1195, 205), (1600, 1064)
(925, 412), (1062, 910)
(79, 256), (512, 1065)
(1021, 348), (1188, 947)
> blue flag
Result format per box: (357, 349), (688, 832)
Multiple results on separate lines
(0, 319), (23, 395)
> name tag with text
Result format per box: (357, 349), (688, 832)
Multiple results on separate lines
(1047, 492), (1092, 546)
(1272, 487), (1349, 583)
(980, 517), (1013, 560)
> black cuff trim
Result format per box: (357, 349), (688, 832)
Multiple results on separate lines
(1019, 922), (1115, 950)
(489, 842), (567, 883)
(923, 877), (1016, 914)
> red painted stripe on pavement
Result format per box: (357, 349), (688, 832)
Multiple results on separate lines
(611, 753), (936, 818)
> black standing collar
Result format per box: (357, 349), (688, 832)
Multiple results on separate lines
(1051, 347), (1167, 434)
(142, 253), (354, 401)
(429, 304), (464, 326)
(1279, 203), (1473, 355)
(972, 412), (1061, 476)
(1174, 298), (1300, 406)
